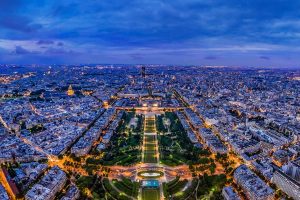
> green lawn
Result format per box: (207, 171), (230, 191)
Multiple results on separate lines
(145, 143), (156, 150)
(145, 127), (155, 133)
(142, 188), (160, 200)
(144, 135), (158, 163)
(145, 118), (156, 133)
(145, 135), (155, 142)
(112, 178), (140, 198)
(146, 119), (155, 126)
(144, 152), (158, 163)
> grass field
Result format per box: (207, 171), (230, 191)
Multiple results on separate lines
(142, 188), (160, 200)
(145, 127), (155, 133)
(146, 119), (155, 126)
(144, 135), (158, 163)
(145, 118), (156, 133)
(144, 152), (157, 163)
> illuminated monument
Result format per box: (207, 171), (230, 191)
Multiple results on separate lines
(67, 85), (75, 96)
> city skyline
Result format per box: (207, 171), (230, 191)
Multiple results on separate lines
(1, 0), (300, 67)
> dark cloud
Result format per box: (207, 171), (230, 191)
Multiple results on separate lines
(37, 40), (54, 45)
(260, 56), (270, 60)
(57, 42), (64, 46)
(0, 0), (300, 66)
(12, 46), (33, 55)
(45, 47), (74, 55)
(0, 16), (42, 33)
(0, 0), (22, 10)
(130, 53), (143, 60)
(204, 56), (218, 60)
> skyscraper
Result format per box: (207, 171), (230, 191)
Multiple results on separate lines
(141, 66), (146, 78)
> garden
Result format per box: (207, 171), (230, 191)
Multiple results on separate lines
(111, 177), (140, 199)
(163, 176), (188, 198)
(100, 112), (143, 166)
(169, 173), (227, 200)
(158, 112), (209, 166)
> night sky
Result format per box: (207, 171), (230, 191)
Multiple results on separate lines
(0, 0), (300, 67)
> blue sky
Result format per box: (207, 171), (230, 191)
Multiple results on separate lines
(0, 0), (300, 67)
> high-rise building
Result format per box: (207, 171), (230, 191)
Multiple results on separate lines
(141, 66), (146, 78)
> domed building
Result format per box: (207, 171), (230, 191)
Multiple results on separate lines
(67, 85), (75, 96)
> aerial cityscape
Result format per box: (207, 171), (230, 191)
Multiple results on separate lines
(0, 65), (299, 200)
(1, 0), (300, 200)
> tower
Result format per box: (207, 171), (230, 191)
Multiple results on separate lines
(141, 66), (146, 78)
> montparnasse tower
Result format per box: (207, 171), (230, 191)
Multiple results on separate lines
(67, 85), (75, 96)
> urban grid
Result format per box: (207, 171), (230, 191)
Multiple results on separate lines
(0, 65), (299, 200)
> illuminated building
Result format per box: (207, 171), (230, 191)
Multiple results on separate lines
(67, 85), (75, 96)
(272, 160), (300, 200)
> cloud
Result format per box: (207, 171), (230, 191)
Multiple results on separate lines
(0, 0), (22, 10)
(260, 56), (270, 60)
(12, 46), (35, 55)
(36, 40), (54, 45)
(45, 47), (74, 55)
(204, 56), (218, 60)
(0, 15), (42, 33)
(57, 42), (64, 46)
(0, 0), (300, 66)
(130, 53), (144, 60)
